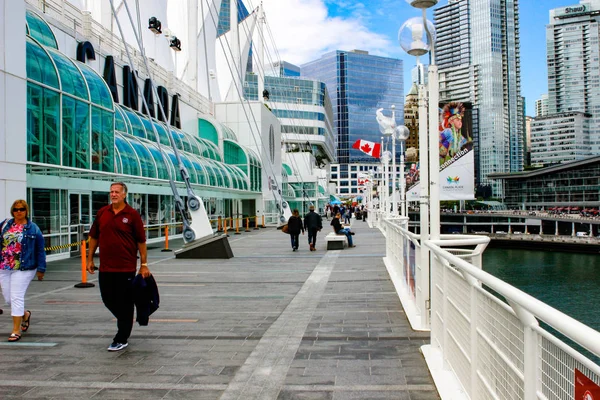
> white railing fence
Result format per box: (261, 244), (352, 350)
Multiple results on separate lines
(378, 214), (600, 399)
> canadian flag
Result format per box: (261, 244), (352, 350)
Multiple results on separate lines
(352, 139), (381, 158)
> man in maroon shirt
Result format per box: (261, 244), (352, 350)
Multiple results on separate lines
(86, 182), (149, 351)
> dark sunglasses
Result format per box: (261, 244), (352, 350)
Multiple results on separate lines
(13, 207), (26, 212)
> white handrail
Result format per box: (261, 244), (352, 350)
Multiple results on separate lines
(426, 239), (600, 358)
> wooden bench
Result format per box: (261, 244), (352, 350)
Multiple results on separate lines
(326, 232), (348, 250)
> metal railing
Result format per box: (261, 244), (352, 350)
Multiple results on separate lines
(378, 213), (600, 399)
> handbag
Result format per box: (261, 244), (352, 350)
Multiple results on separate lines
(281, 224), (289, 234)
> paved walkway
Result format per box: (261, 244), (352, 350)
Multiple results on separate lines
(0, 219), (439, 399)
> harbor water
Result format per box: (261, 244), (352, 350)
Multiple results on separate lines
(483, 248), (600, 332)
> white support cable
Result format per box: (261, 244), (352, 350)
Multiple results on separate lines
(238, 4), (329, 207)
(109, 0), (213, 241)
(242, 1), (329, 173)
(202, 0), (290, 221)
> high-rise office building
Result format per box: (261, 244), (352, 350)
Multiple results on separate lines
(547, 1), (600, 154)
(301, 50), (404, 196)
(434, 0), (524, 198)
(535, 94), (549, 118)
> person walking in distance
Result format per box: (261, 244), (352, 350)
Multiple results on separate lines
(287, 209), (304, 251)
(303, 205), (323, 251)
(86, 182), (150, 351)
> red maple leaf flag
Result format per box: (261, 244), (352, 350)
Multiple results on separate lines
(352, 139), (381, 158)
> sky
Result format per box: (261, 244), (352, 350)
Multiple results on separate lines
(248, 0), (579, 116)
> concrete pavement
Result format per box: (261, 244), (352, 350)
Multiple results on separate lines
(0, 219), (439, 399)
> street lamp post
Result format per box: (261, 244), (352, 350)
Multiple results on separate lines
(377, 106), (410, 217)
(399, 1), (439, 329)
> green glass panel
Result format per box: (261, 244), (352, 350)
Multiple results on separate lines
(169, 128), (185, 152)
(26, 38), (59, 89)
(123, 109), (146, 139)
(164, 150), (183, 182)
(91, 107), (114, 172)
(173, 129), (192, 153)
(282, 163), (293, 176)
(187, 155), (208, 185)
(26, 10), (58, 49)
(128, 138), (157, 178)
(115, 135), (140, 176)
(62, 97), (90, 169)
(198, 118), (218, 144)
(115, 107), (128, 133)
(27, 83), (60, 164)
(152, 122), (170, 146)
(47, 48), (88, 100)
(78, 63), (113, 109)
(145, 143), (170, 180)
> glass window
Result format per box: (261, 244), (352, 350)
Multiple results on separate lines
(128, 138), (157, 178)
(27, 83), (60, 164)
(26, 10), (58, 49)
(62, 96), (90, 169)
(123, 109), (146, 139)
(26, 38), (59, 89)
(115, 134), (140, 176)
(91, 107), (114, 172)
(47, 47), (88, 101)
(78, 63), (113, 110)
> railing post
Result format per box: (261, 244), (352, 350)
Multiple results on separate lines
(254, 216), (259, 230)
(509, 301), (540, 400)
(235, 217), (241, 235)
(218, 216), (222, 232)
(245, 217), (251, 232)
(261, 215), (266, 228)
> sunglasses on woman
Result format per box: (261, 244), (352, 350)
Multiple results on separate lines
(13, 208), (26, 212)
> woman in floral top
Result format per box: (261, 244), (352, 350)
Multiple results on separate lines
(0, 199), (46, 342)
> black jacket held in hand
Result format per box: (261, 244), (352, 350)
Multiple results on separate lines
(133, 274), (160, 326)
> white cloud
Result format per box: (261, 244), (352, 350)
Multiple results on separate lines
(251, 0), (394, 66)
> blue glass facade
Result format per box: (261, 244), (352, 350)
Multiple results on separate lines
(301, 51), (404, 165)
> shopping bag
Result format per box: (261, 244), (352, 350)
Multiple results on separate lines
(281, 224), (289, 234)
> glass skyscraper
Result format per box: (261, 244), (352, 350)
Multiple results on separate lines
(547, 1), (600, 155)
(301, 51), (403, 195)
(434, 0), (524, 198)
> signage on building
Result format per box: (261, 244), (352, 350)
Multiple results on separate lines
(555, 3), (590, 18)
(77, 41), (181, 128)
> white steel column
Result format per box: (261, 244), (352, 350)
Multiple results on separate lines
(0, 1), (27, 213)
(418, 84), (430, 328)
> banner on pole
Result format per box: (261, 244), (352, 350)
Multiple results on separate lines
(406, 101), (475, 201)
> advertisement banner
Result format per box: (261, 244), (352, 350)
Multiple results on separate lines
(575, 368), (600, 400)
(406, 102), (475, 201)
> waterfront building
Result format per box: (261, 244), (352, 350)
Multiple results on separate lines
(301, 50), (404, 197)
(244, 61), (335, 213)
(530, 112), (592, 166)
(535, 94), (549, 118)
(490, 155), (600, 210)
(434, 0), (524, 198)
(0, 0), (313, 260)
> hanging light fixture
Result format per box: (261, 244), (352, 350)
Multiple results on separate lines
(148, 17), (162, 34)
